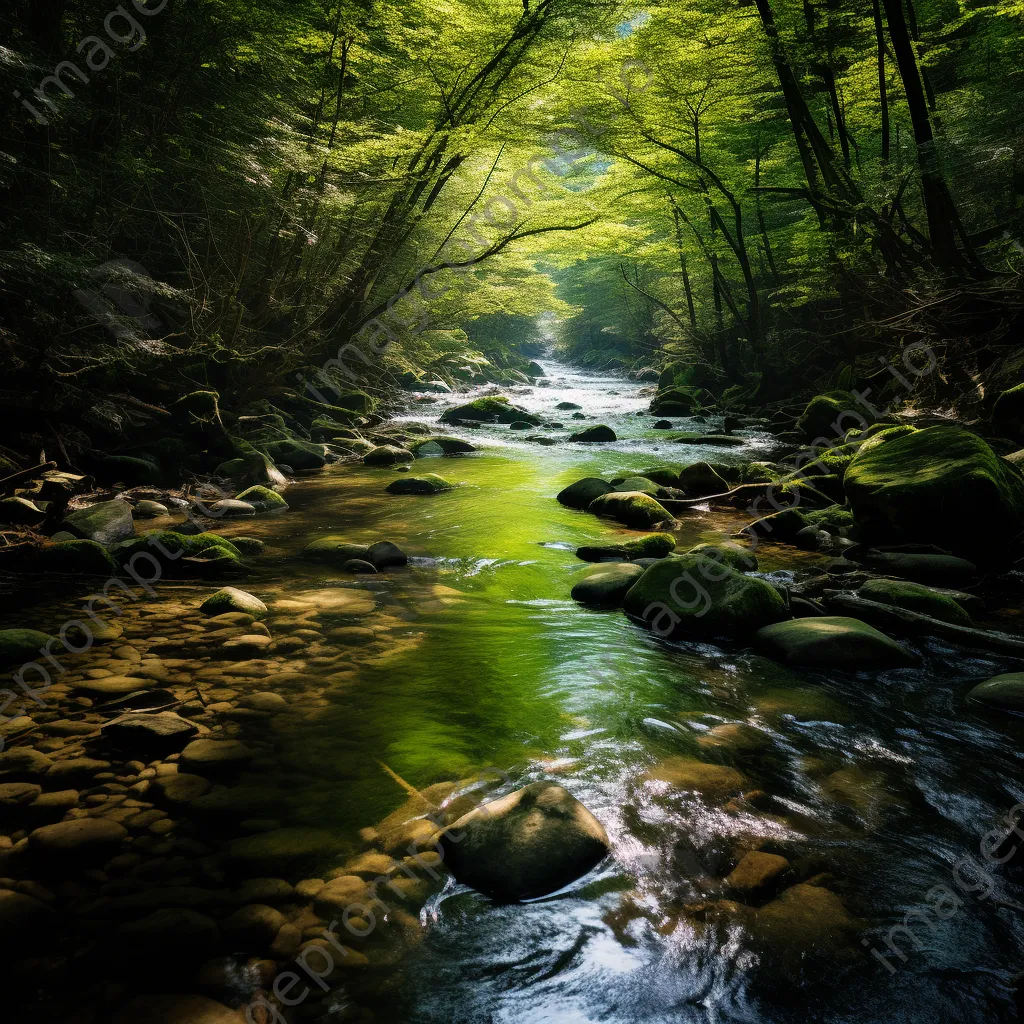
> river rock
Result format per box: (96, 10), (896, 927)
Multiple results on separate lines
(235, 485), (288, 512)
(439, 782), (609, 900)
(222, 903), (287, 948)
(113, 995), (244, 1024)
(571, 563), (645, 606)
(0, 747), (54, 781)
(385, 474), (453, 495)
(0, 628), (56, 667)
(180, 739), (254, 774)
(755, 616), (917, 667)
(622, 554), (787, 639)
(645, 756), (745, 800)
(686, 541), (758, 572)
(28, 818), (127, 863)
(678, 462), (728, 497)
(440, 396), (541, 425)
(364, 445), (415, 466)
(857, 578), (972, 625)
(409, 436), (477, 455)
(63, 498), (136, 546)
(576, 533), (676, 562)
(967, 673), (1024, 712)
(858, 550), (978, 584)
(366, 540), (408, 569)
(588, 491), (674, 528)
(726, 851), (790, 894)
(568, 425), (616, 443)
(845, 426), (1024, 564)
(132, 499), (168, 518)
(46, 757), (110, 786)
(102, 712), (199, 755)
(200, 587), (268, 618)
(0, 496), (45, 526)
(556, 477), (614, 509)
(207, 499), (256, 518)
(303, 537), (371, 565)
(151, 772), (212, 806)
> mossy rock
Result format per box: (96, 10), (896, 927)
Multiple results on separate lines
(63, 499), (136, 547)
(576, 534), (676, 562)
(622, 554), (787, 638)
(440, 396), (540, 426)
(571, 563), (646, 606)
(651, 386), (703, 416)
(845, 426), (1024, 564)
(802, 505), (856, 534)
(409, 436), (477, 455)
(39, 540), (118, 575)
(0, 496), (45, 526)
(588, 491), (674, 528)
(327, 438), (375, 457)
(556, 477), (614, 510)
(261, 439), (327, 470)
(0, 628), (57, 666)
(364, 445), (415, 466)
(992, 383), (1024, 441)
(231, 537), (265, 556)
(679, 462), (728, 497)
(302, 536), (370, 565)
(858, 578), (972, 625)
(385, 474), (453, 495)
(686, 541), (758, 572)
(215, 450), (285, 488)
(568, 425), (617, 443)
(111, 531), (241, 575)
(556, 401), (581, 411)
(966, 673), (1024, 712)
(671, 433), (744, 448)
(755, 616), (917, 667)
(795, 391), (863, 442)
(743, 507), (808, 543)
(235, 485), (288, 512)
(199, 587), (268, 618)
(611, 475), (659, 496)
(739, 462), (777, 484)
(638, 466), (682, 488)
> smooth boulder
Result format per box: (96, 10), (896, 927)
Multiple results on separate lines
(439, 781), (609, 900)
(967, 673), (1024, 713)
(755, 616), (917, 667)
(63, 499), (136, 546)
(385, 474), (453, 495)
(557, 477), (614, 510)
(588, 491), (674, 528)
(571, 563), (645, 606)
(200, 587), (268, 618)
(857, 578), (972, 626)
(576, 533), (676, 562)
(568, 425), (616, 443)
(622, 554), (786, 638)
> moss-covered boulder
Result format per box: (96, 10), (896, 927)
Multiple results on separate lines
(363, 445), (414, 466)
(992, 383), (1024, 441)
(845, 426), (1024, 563)
(111, 531), (241, 568)
(302, 537), (369, 565)
(571, 563), (646, 606)
(439, 782), (609, 900)
(63, 499), (136, 547)
(199, 587), (268, 619)
(409, 436), (477, 456)
(557, 477), (614, 510)
(795, 390), (862, 442)
(0, 629), (56, 666)
(577, 534), (676, 562)
(966, 673), (1024, 712)
(611, 475), (659, 496)
(638, 466), (682, 488)
(568, 425), (617, 443)
(857, 579), (972, 626)
(39, 540), (118, 575)
(261, 439), (327, 470)
(0, 496), (46, 526)
(623, 554), (787, 638)
(651, 387), (702, 416)
(588, 491), (674, 528)
(678, 462), (728, 497)
(687, 541), (758, 571)
(385, 474), (453, 495)
(235, 485), (288, 512)
(440, 396), (541, 426)
(755, 616), (917, 667)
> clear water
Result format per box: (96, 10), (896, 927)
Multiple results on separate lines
(6, 359), (1024, 1023)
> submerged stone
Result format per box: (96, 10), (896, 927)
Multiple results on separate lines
(571, 563), (645, 606)
(0, 628), (56, 666)
(439, 782), (609, 900)
(364, 445), (415, 466)
(385, 474), (453, 495)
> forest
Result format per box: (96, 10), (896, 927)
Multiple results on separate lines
(2, 1), (1024, 1023)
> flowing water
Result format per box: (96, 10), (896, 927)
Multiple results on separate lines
(6, 358), (1024, 1023)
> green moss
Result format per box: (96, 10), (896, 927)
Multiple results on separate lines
(199, 587), (268, 618)
(385, 474), (453, 495)
(967, 673), (1024, 712)
(409, 436), (478, 455)
(557, 477), (614, 509)
(0, 628), (57, 666)
(261, 439), (327, 470)
(588, 491), (674, 528)
(576, 533), (676, 562)
(235, 485), (288, 511)
(302, 536), (369, 565)
(639, 466), (682, 487)
(364, 445), (415, 466)
(679, 461), (729, 496)
(858, 578), (972, 625)
(803, 506), (856, 533)
(40, 539), (119, 575)
(795, 391), (861, 442)
(112, 531), (242, 562)
(651, 387), (702, 415)
(845, 425), (1024, 563)
(622, 554), (787, 638)
(755, 616), (917, 667)
(687, 541), (758, 571)
(231, 537), (265, 555)
(611, 475), (659, 495)
(440, 396), (541, 425)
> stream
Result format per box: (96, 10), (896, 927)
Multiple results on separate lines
(5, 357), (1024, 1023)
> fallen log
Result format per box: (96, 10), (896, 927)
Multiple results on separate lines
(827, 592), (1024, 656)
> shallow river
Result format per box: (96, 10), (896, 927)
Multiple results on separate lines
(6, 358), (1024, 1023)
